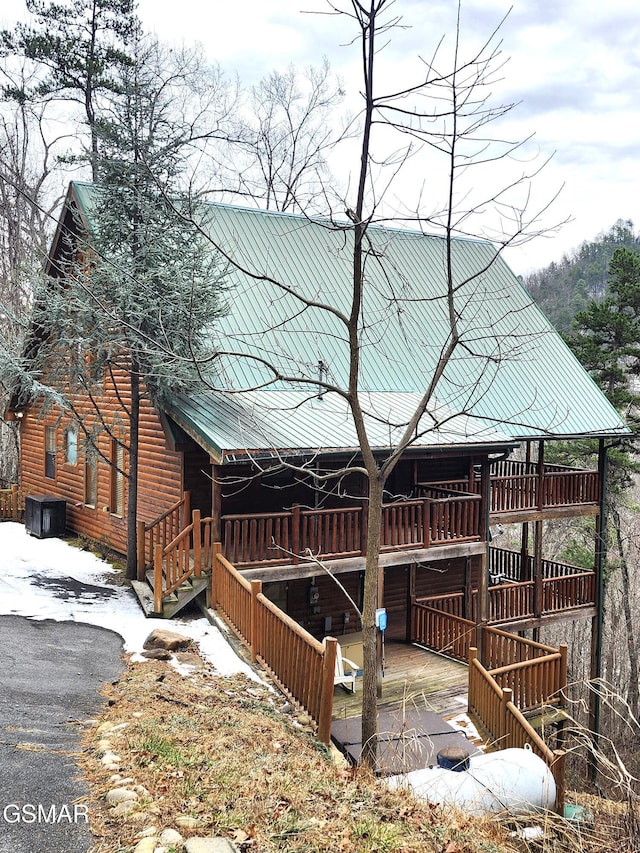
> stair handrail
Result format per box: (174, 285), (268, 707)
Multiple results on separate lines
(137, 491), (190, 580)
(153, 508), (200, 613)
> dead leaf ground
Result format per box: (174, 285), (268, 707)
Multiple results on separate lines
(79, 650), (640, 853)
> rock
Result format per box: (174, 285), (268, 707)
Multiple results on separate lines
(184, 839), (240, 853)
(106, 787), (139, 805)
(174, 651), (203, 667)
(96, 739), (112, 754)
(143, 629), (191, 652)
(297, 714), (312, 726)
(141, 648), (173, 660)
(159, 827), (184, 845)
(112, 801), (138, 817)
(175, 815), (205, 829)
(137, 826), (159, 838)
(328, 745), (349, 769)
(101, 752), (122, 767)
(132, 839), (159, 853)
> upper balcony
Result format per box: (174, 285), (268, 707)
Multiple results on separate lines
(221, 486), (482, 568)
(219, 460), (600, 569)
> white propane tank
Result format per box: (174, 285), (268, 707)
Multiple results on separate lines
(388, 747), (556, 817)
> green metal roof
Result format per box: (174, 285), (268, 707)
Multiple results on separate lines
(70, 183), (629, 454)
(166, 389), (518, 461)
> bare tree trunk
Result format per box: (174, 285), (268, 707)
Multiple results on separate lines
(612, 507), (639, 718)
(126, 362), (140, 579)
(360, 474), (384, 767)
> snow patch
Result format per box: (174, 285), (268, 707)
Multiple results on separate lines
(0, 521), (257, 680)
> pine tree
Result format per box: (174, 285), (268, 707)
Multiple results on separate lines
(28, 36), (228, 577)
(1, 0), (138, 179)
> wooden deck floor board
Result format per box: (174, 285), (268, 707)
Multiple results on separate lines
(332, 640), (469, 721)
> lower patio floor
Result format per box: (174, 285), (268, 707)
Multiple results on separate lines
(331, 639), (470, 720)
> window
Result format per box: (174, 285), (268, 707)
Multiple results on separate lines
(45, 426), (56, 479)
(84, 454), (97, 508)
(66, 428), (78, 466)
(110, 440), (125, 517)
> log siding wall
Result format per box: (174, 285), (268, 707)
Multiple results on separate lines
(19, 368), (183, 555)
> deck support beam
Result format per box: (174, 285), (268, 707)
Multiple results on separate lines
(589, 438), (608, 784)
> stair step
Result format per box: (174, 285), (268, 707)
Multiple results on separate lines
(134, 573), (209, 619)
(130, 579), (162, 617)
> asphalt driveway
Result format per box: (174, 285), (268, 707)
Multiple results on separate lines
(0, 616), (124, 853)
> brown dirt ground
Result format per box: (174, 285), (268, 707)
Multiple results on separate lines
(79, 647), (639, 853)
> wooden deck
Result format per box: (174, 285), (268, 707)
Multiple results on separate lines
(332, 640), (469, 721)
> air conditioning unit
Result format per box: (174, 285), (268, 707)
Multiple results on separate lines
(24, 495), (67, 539)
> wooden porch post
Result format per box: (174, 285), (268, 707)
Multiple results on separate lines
(406, 563), (416, 641)
(182, 490), (191, 529)
(250, 579), (262, 663)
(521, 441), (532, 580)
(136, 520), (146, 582)
(192, 509), (201, 576)
(318, 637), (337, 745)
(537, 440), (545, 511)
(153, 543), (164, 614)
(477, 459), (491, 649)
(211, 464), (221, 540)
(463, 556), (473, 621)
(211, 541), (222, 609)
(292, 504), (300, 565)
(589, 438), (608, 783)
(533, 519), (543, 620)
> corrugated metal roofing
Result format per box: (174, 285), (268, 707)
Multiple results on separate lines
(71, 183), (629, 452)
(166, 390), (517, 460)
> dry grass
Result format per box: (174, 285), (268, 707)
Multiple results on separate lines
(80, 651), (640, 853)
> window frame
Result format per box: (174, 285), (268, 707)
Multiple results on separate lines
(84, 453), (97, 508)
(45, 426), (56, 480)
(66, 427), (78, 466)
(110, 439), (125, 518)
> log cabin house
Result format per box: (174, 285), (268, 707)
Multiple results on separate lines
(8, 182), (629, 747)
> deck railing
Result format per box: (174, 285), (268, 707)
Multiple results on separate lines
(488, 581), (534, 622)
(413, 605), (568, 717)
(417, 556), (595, 627)
(490, 460), (599, 513)
(468, 646), (566, 812)
(152, 508), (205, 613)
(411, 602), (477, 662)
(419, 460), (599, 516)
(222, 492), (482, 568)
(490, 547), (594, 582)
(137, 491), (190, 580)
(0, 484), (22, 519)
(211, 547), (336, 743)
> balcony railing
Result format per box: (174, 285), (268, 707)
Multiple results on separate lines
(222, 490), (482, 568)
(491, 460), (599, 513)
(418, 460), (600, 517)
(418, 548), (595, 625)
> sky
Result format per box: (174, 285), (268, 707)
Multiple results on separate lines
(135, 0), (640, 275)
(2, 0), (639, 275)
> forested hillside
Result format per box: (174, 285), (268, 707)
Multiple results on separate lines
(523, 220), (640, 332)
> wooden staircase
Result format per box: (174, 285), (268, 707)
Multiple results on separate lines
(134, 497), (216, 619)
(131, 570), (209, 619)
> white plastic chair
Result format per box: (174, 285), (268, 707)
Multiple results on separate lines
(334, 643), (359, 693)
